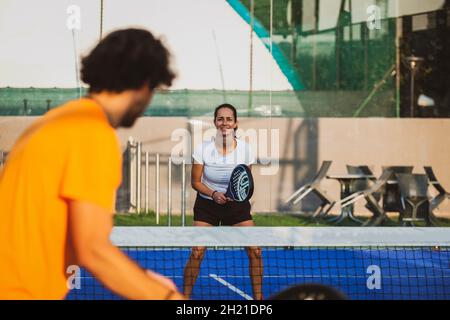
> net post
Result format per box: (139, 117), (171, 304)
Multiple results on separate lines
(156, 153), (160, 225)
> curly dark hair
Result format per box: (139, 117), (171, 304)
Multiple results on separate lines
(81, 28), (175, 93)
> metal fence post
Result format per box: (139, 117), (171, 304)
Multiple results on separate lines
(181, 159), (186, 226)
(156, 153), (160, 224)
(136, 142), (142, 213)
(127, 137), (136, 213)
(145, 151), (149, 213)
(168, 157), (172, 226)
(0, 151), (5, 170)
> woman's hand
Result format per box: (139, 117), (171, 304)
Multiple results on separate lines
(212, 191), (228, 205)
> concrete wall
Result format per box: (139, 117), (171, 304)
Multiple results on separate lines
(1, 116), (449, 217)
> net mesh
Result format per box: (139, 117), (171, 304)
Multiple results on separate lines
(66, 227), (450, 300)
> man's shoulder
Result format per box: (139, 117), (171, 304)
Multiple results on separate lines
(50, 99), (106, 120)
(45, 99), (113, 134)
(31, 101), (118, 155)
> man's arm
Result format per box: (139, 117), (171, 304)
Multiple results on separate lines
(68, 200), (184, 300)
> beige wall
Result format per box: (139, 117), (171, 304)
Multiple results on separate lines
(1, 116), (449, 217)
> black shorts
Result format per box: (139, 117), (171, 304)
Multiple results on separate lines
(193, 194), (252, 226)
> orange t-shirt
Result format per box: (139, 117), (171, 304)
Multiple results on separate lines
(0, 98), (122, 299)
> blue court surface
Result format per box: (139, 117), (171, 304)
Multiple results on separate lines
(66, 247), (450, 300)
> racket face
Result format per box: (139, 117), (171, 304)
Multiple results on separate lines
(226, 164), (254, 202)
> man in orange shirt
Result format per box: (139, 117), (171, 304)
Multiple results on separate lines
(0, 28), (183, 300)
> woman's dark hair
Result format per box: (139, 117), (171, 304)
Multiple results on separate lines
(214, 104), (238, 132)
(81, 28), (175, 93)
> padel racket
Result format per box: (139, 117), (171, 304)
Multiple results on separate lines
(225, 164), (254, 202)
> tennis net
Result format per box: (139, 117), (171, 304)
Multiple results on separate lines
(66, 227), (450, 300)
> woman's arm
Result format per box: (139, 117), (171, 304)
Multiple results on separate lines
(191, 164), (213, 197)
(191, 164), (227, 204)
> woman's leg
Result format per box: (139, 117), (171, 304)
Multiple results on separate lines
(234, 220), (263, 300)
(183, 221), (213, 298)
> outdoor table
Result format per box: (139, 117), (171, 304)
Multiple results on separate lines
(327, 174), (376, 225)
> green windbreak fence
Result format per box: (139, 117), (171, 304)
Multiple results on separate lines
(0, 87), (396, 117)
(234, 0), (397, 117)
(0, 88), (302, 117)
(238, 0), (397, 91)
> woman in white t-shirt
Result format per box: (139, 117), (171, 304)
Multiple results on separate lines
(183, 104), (263, 300)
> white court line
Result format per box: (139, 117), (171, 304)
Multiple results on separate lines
(209, 274), (253, 300)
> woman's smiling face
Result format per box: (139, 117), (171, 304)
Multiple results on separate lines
(214, 107), (237, 137)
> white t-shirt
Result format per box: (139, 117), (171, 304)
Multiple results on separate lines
(193, 138), (256, 200)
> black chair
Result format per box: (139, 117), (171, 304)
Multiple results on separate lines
(340, 170), (392, 226)
(381, 166), (414, 213)
(346, 165), (381, 222)
(424, 166), (450, 211)
(286, 161), (336, 219)
(396, 174), (435, 226)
